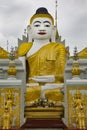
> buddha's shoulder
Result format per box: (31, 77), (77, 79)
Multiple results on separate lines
(51, 42), (65, 48)
(18, 42), (32, 56)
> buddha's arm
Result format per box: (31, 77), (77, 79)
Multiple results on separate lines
(59, 45), (66, 71)
(56, 44), (66, 82)
(18, 42), (32, 70)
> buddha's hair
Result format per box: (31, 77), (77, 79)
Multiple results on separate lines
(30, 7), (54, 25)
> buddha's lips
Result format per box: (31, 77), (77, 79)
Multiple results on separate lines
(38, 32), (46, 35)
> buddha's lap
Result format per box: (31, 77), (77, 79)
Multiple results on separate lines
(25, 85), (64, 102)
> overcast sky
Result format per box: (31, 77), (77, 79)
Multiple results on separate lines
(0, 0), (87, 55)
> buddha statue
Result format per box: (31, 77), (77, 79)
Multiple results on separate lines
(2, 103), (11, 129)
(18, 7), (66, 105)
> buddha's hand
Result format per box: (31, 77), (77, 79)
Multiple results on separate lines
(55, 74), (64, 83)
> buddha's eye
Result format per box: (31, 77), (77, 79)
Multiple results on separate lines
(45, 24), (50, 27)
(34, 24), (40, 27)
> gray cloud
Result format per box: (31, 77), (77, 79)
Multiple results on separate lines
(0, 0), (87, 55)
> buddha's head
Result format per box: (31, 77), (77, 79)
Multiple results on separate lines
(27, 7), (56, 41)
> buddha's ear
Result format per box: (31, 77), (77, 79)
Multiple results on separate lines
(27, 25), (33, 42)
(51, 26), (56, 42)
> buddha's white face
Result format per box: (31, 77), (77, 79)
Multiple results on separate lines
(30, 18), (53, 40)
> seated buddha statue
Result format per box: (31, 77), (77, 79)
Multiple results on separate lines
(18, 7), (66, 105)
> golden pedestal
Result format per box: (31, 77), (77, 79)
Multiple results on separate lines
(22, 106), (65, 128)
(25, 106), (64, 119)
(23, 106), (65, 128)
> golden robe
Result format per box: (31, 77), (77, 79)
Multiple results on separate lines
(18, 42), (66, 104)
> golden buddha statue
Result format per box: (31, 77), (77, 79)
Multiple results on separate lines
(18, 7), (66, 105)
(5, 90), (15, 122)
(73, 90), (86, 129)
(2, 103), (11, 129)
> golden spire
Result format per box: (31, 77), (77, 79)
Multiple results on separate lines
(7, 40), (9, 51)
(55, 0), (58, 29)
(7, 47), (17, 77)
(71, 47), (80, 76)
(55, 0), (59, 39)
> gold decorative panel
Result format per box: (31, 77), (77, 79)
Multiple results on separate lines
(0, 88), (20, 128)
(67, 86), (87, 129)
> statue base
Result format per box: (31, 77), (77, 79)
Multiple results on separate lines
(21, 118), (66, 129)
(23, 105), (65, 128)
(67, 128), (87, 130)
(0, 128), (22, 130)
(25, 106), (64, 119)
